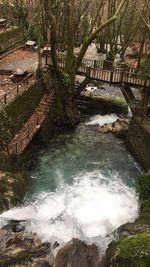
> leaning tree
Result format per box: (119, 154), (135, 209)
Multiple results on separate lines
(43, 0), (126, 124)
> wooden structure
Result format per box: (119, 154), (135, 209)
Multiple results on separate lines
(24, 41), (38, 52)
(46, 54), (150, 120)
(41, 46), (51, 65)
(41, 46), (51, 56)
(0, 19), (7, 30)
(10, 69), (32, 83)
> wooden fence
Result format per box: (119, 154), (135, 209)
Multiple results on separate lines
(0, 74), (36, 109)
(46, 55), (150, 88)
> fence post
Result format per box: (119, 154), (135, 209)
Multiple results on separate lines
(86, 66), (91, 78)
(27, 129), (30, 139)
(37, 117), (39, 126)
(110, 70), (114, 86)
(46, 55), (48, 65)
(15, 143), (18, 154)
(6, 145), (9, 155)
(17, 85), (19, 94)
(4, 94), (7, 104)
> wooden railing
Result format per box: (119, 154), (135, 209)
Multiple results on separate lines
(1, 92), (53, 155)
(5, 114), (44, 155)
(0, 74), (36, 109)
(46, 55), (150, 88)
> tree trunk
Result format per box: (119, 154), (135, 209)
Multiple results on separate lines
(53, 80), (78, 126)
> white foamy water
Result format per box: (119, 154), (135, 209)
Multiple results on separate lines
(0, 171), (138, 246)
(86, 114), (118, 126)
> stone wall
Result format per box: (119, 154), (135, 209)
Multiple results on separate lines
(0, 28), (23, 54)
(0, 80), (45, 147)
(127, 116), (150, 171)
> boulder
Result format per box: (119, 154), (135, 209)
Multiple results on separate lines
(98, 118), (129, 138)
(0, 223), (53, 267)
(54, 238), (102, 267)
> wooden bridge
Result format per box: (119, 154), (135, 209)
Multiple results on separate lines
(46, 54), (150, 119)
(46, 55), (150, 88)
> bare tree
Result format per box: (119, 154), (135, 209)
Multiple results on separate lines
(43, 0), (126, 123)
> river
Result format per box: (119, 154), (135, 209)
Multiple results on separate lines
(0, 114), (142, 252)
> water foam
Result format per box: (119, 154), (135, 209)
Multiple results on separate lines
(0, 170), (138, 246)
(86, 114), (118, 126)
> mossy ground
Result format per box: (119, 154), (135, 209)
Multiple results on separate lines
(79, 94), (128, 115)
(106, 234), (150, 267)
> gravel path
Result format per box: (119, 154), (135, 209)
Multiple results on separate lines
(0, 49), (38, 72)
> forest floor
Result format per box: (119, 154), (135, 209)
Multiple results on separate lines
(0, 48), (38, 72)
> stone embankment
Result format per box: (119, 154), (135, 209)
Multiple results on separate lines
(5, 92), (53, 155)
(0, 28), (23, 55)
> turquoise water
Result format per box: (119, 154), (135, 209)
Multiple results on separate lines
(1, 114), (141, 248)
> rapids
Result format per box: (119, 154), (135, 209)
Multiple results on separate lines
(0, 114), (142, 250)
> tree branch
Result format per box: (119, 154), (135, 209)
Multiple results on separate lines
(75, 0), (126, 71)
(65, 0), (75, 74)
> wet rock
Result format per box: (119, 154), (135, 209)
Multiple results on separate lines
(0, 225), (53, 267)
(54, 238), (102, 267)
(117, 222), (150, 240)
(98, 118), (129, 139)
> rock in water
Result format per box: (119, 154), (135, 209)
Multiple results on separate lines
(0, 225), (53, 266)
(54, 238), (102, 267)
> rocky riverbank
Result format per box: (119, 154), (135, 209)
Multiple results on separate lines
(0, 171), (28, 213)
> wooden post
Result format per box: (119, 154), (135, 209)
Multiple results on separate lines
(37, 117), (39, 126)
(6, 145), (9, 155)
(15, 143), (18, 154)
(86, 66), (91, 78)
(110, 70), (114, 86)
(4, 94), (7, 104)
(27, 129), (30, 139)
(17, 85), (19, 94)
(46, 55), (48, 65)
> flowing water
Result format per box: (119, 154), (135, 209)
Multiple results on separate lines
(0, 114), (142, 251)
